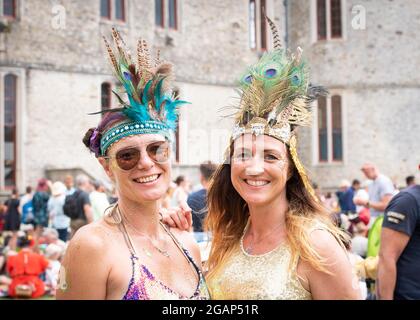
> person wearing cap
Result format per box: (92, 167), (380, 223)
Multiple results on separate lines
(377, 167), (420, 299)
(47, 181), (70, 242)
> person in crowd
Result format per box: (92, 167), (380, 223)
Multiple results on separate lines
(19, 186), (34, 226)
(355, 163), (395, 258)
(89, 180), (110, 222)
(32, 179), (51, 244)
(6, 235), (50, 298)
(64, 175), (76, 196)
(66, 174), (94, 238)
(171, 176), (190, 208)
(405, 175), (416, 188)
(377, 170), (420, 300)
(187, 161), (217, 232)
(48, 181), (70, 242)
(44, 243), (63, 296)
(3, 189), (20, 251)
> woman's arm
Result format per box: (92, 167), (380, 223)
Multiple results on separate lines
(56, 226), (110, 299)
(303, 229), (362, 300)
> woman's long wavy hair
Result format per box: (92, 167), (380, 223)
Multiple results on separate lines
(205, 140), (349, 282)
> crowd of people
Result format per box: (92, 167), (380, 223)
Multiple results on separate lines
(313, 163), (419, 299)
(0, 174), (111, 298)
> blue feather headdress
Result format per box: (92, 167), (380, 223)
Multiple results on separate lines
(95, 28), (189, 155)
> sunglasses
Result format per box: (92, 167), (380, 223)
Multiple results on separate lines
(103, 141), (170, 171)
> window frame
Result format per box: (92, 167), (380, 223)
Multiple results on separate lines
(3, 73), (17, 188)
(114, 0), (126, 22)
(2, 0), (16, 19)
(248, 0), (269, 52)
(312, 93), (346, 166)
(311, 0), (346, 43)
(101, 82), (112, 116)
(100, 0), (111, 20)
(249, 0), (257, 50)
(155, 0), (165, 28)
(99, 0), (126, 23)
(168, 0), (177, 30)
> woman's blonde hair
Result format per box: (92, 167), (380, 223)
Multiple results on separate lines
(205, 142), (349, 282)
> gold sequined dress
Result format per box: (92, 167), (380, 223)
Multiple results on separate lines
(208, 221), (312, 300)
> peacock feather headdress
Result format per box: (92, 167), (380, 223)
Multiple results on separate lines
(230, 16), (327, 197)
(94, 28), (188, 156)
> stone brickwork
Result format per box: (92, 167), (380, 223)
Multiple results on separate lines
(1, 0), (418, 191)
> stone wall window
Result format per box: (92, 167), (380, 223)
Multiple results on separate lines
(249, 0), (257, 49)
(248, 0), (267, 51)
(114, 0), (125, 22)
(155, 0), (178, 30)
(4, 74), (17, 187)
(316, 0), (343, 41)
(316, 94), (343, 163)
(101, 82), (112, 115)
(155, 0), (164, 27)
(100, 0), (126, 22)
(318, 96), (328, 162)
(331, 95), (343, 161)
(316, 0), (327, 40)
(2, 0), (17, 18)
(168, 0), (177, 29)
(100, 0), (111, 19)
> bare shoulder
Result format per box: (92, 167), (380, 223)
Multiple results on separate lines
(65, 220), (116, 263)
(301, 228), (361, 299)
(308, 228), (346, 258)
(169, 228), (202, 266)
(57, 221), (115, 299)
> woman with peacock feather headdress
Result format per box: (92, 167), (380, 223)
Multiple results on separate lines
(164, 16), (361, 300)
(57, 29), (210, 300)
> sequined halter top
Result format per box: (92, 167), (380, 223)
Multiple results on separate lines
(119, 220), (210, 300)
(208, 219), (312, 300)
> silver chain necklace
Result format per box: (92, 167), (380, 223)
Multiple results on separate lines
(118, 206), (171, 258)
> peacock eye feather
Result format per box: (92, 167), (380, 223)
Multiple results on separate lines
(291, 74), (301, 86)
(244, 74), (253, 84)
(123, 71), (132, 81)
(264, 68), (277, 78)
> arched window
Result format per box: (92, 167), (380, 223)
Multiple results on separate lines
(4, 74), (17, 187)
(101, 82), (112, 114)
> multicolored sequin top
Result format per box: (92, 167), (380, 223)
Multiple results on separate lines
(120, 221), (210, 300)
(207, 220), (312, 300)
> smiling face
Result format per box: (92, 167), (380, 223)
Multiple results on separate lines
(230, 133), (290, 207)
(99, 134), (171, 204)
